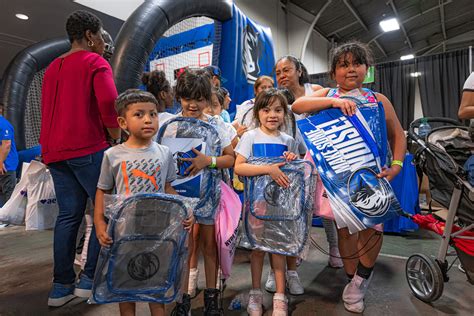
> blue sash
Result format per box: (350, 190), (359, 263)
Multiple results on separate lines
(298, 107), (403, 233)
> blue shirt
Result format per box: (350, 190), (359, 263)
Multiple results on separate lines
(0, 116), (19, 171)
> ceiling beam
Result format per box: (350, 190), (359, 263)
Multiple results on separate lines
(300, 0), (333, 61)
(387, 0), (413, 49)
(327, 21), (358, 37)
(341, 0), (387, 57)
(439, 0), (447, 40)
(368, 0), (452, 46)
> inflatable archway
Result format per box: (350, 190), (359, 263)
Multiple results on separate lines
(0, 0), (232, 150)
(111, 0), (233, 93)
(1, 38), (70, 150)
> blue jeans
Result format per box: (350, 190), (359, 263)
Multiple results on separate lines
(48, 149), (105, 284)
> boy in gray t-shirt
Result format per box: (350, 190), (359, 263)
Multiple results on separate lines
(94, 89), (193, 316)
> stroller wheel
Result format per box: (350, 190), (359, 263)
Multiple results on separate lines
(406, 254), (444, 302)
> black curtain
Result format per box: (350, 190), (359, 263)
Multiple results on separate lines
(365, 61), (416, 130)
(417, 49), (470, 120)
(309, 72), (334, 88)
(310, 61), (416, 130)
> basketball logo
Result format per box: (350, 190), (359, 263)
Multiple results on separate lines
(127, 252), (160, 281)
(347, 167), (391, 217)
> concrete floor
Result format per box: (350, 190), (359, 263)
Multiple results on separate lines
(0, 226), (472, 316)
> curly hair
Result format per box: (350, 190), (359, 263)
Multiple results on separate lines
(142, 71), (171, 99)
(329, 41), (373, 77)
(66, 10), (102, 43)
(175, 68), (212, 103)
(115, 89), (158, 117)
(274, 55), (309, 85)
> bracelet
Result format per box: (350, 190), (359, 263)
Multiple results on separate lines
(391, 160), (403, 168)
(209, 156), (217, 169)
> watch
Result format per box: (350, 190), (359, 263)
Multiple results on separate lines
(110, 138), (121, 145)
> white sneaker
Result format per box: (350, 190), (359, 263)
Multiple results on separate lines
(286, 270), (304, 295)
(328, 247), (344, 268)
(265, 270), (276, 293)
(342, 273), (372, 313)
(247, 289), (263, 316)
(272, 293), (288, 316)
(188, 268), (199, 297)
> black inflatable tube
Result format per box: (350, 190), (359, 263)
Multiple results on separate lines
(1, 38), (70, 150)
(111, 0), (233, 93)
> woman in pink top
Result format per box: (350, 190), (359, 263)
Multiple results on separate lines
(40, 10), (121, 307)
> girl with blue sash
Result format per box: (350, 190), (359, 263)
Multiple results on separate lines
(234, 89), (299, 316)
(292, 41), (406, 313)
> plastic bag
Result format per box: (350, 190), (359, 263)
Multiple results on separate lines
(243, 158), (316, 257)
(157, 117), (222, 222)
(92, 193), (198, 304)
(25, 161), (59, 230)
(0, 162), (41, 225)
(215, 181), (241, 280)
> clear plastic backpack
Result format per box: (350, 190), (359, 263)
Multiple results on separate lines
(92, 193), (197, 304)
(157, 117), (222, 222)
(243, 158), (316, 257)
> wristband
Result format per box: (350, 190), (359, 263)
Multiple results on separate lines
(209, 156), (217, 169)
(391, 159), (403, 168)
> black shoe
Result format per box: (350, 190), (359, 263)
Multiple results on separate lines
(203, 288), (223, 316)
(171, 293), (191, 316)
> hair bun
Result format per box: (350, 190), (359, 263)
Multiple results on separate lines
(141, 73), (150, 85)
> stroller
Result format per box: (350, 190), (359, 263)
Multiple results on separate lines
(405, 117), (474, 303)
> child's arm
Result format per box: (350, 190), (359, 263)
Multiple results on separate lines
(165, 182), (194, 231)
(182, 144), (235, 176)
(376, 93), (407, 181)
(94, 188), (113, 247)
(234, 154), (290, 188)
(292, 88), (357, 116)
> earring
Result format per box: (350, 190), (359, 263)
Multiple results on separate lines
(87, 40), (94, 47)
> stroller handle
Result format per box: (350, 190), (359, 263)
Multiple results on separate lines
(408, 117), (462, 143)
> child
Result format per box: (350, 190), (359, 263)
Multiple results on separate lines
(94, 89), (194, 316)
(234, 88), (299, 316)
(174, 69), (235, 315)
(292, 41), (406, 313)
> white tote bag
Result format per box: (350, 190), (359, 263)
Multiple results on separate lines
(25, 161), (59, 230)
(0, 162), (43, 225)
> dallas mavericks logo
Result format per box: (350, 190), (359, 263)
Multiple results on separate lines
(242, 24), (260, 84)
(347, 167), (390, 217)
(127, 252), (160, 281)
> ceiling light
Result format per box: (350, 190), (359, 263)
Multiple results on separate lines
(410, 72), (421, 77)
(401, 54), (414, 60)
(15, 13), (29, 20)
(379, 18), (399, 32)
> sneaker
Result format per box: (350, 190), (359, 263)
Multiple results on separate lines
(342, 273), (372, 313)
(48, 283), (75, 307)
(203, 288), (223, 316)
(328, 247), (344, 268)
(188, 268), (199, 297)
(265, 270), (276, 293)
(286, 270), (304, 295)
(73, 274), (93, 298)
(247, 289), (263, 316)
(272, 293), (288, 316)
(171, 293), (192, 316)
